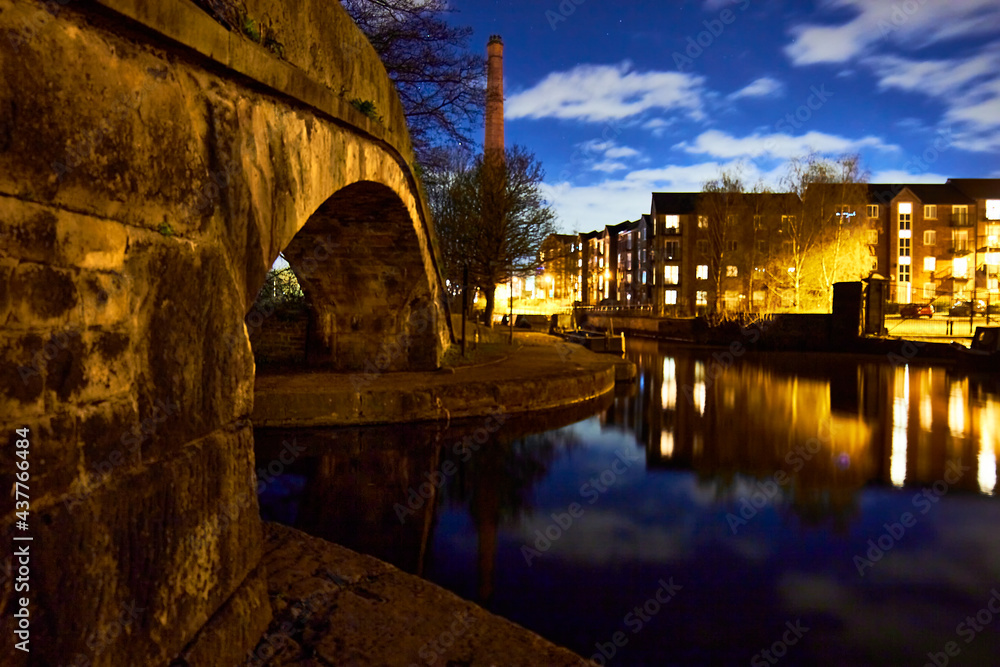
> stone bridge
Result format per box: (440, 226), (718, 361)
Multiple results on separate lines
(0, 0), (451, 663)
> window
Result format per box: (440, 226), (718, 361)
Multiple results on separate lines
(923, 283), (936, 299)
(697, 239), (709, 254)
(756, 239), (767, 254)
(924, 256), (936, 272)
(837, 204), (851, 218)
(726, 265), (738, 278)
(753, 215), (762, 226)
(665, 289), (677, 305)
(727, 240), (738, 252)
(899, 238), (910, 258)
(696, 264), (708, 280)
(953, 230), (968, 252)
(642, 271), (647, 285)
(666, 241), (680, 259)
(781, 215), (794, 231)
(923, 230), (936, 246)
(924, 205), (937, 219)
(867, 230), (879, 245)
(898, 202), (912, 231)
(987, 200), (1000, 220)
(665, 215), (680, 233)
(952, 205), (968, 226)
(898, 265), (910, 283)
(698, 215), (707, 229)
(990, 278), (999, 292)
(987, 224), (999, 247)
(953, 257), (969, 279)
(664, 265), (679, 285)
(867, 204), (879, 218)
(696, 290), (708, 306)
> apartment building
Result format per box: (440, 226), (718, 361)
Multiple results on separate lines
(537, 178), (1000, 314)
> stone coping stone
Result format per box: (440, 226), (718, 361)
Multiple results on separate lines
(249, 522), (589, 666)
(253, 334), (624, 427)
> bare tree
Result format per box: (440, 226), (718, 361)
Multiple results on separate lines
(429, 146), (557, 325)
(768, 154), (870, 311)
(699, 168), (749, 316)
(341, 0), (486, 161)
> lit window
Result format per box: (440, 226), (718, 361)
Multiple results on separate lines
(987, 200), (1000, 220)
(665, 265), (679, 285)
(924, 205), (937, 219)
(696, 264), (708, 280)
(696, 290), (708, 305)
(867, 230), (879, 245)
(986, 252), (1000, 267)
(924, 230), (936, 246)
(867, 205), (879, 218)
(642, 271), (646, 285)
(954, 257), (969, 279)
(923, 283), (936, 299)
(899, 203), (911, 230)
(726, 265), (738, 277)
(698, 216), (707, 229)
(665, 289), (678, 305)
(665, 215), (680, 233)
(924, 256), (936, 272)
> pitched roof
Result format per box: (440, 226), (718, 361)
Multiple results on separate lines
(948, 178), (1000, 200)
(903, 183), (975, 205)
(651, 192), (700, 215)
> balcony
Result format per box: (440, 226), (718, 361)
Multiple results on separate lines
(947, 243), (971, 256)
(950, 213), (973, 227)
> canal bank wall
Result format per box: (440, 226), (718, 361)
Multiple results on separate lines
(579, 312), (964, 362)
(249, 523), (587, 666)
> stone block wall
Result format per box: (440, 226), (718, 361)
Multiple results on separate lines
(0, 0), (450, 664)
(249, 307), (310, 366)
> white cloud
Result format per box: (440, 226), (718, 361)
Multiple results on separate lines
(605, 145), (641, 159)
(785, 0), (1000, 66)
(506, 61), (706, 122)
(676, 129), (898, 160)
(864, 46), (1000, 152)
(728, 76), (785, 100)
(869, 169), (950, 184)
(544, 160), (755, 232)
(591, 161), (628, 173)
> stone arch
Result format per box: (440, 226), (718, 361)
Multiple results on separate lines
(265, 181), (444, 371)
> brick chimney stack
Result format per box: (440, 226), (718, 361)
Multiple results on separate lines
(485, 35), (504, 160)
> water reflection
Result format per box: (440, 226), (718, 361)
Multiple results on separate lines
(612, 339), (998, 503)
(256, 341), (999, 665)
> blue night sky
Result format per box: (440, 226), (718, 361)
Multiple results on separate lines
(444, 0), (1000, 233)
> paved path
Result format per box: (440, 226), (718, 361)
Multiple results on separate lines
(253, 332), (628, 427)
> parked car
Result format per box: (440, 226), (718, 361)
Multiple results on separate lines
(899, 303), (934, 318)
(948, 299), (987, 317)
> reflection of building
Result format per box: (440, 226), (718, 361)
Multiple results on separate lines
(603, 340), (998, 523)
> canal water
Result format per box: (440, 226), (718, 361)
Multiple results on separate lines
(255, 337), (1000, 666)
